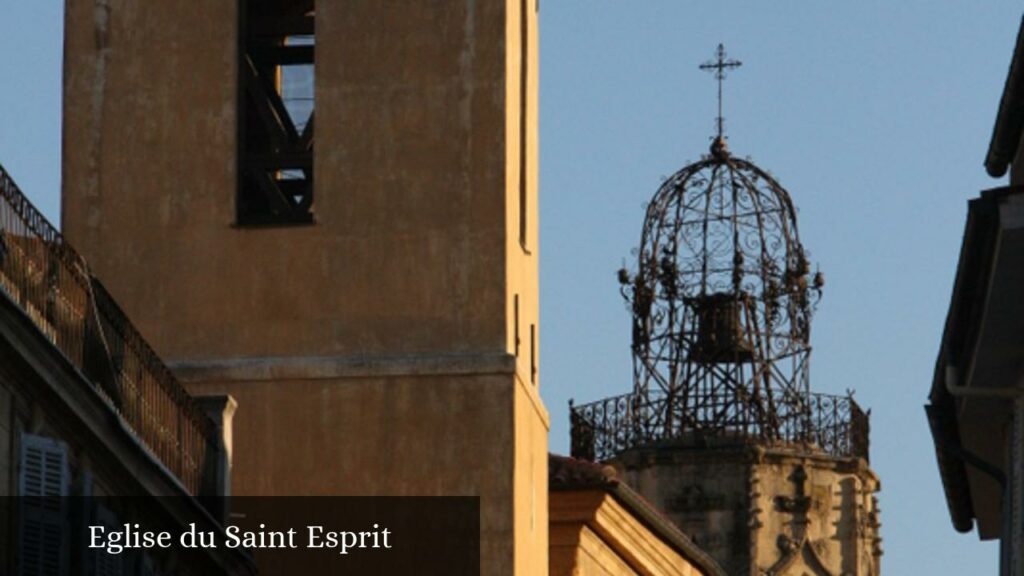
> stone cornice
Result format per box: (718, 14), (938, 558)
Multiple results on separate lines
(169, 351), (517, 383)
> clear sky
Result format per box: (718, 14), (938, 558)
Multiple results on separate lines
(0, 2), (1019, 574)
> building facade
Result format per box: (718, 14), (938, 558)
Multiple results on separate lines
(60, 1), (546, 574)
(549, 454), (725, 576)
(0, 165), (249, 575)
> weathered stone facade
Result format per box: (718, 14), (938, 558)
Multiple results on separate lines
(60, 1), (547, 575)
(0, 166), (252, 575)
(549, 454), (725, 576)
(614, 441), (881, 576)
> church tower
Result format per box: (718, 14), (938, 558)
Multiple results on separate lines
(60, 1), (546, 574)
(570, 46), (882, 575)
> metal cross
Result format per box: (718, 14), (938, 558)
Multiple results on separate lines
(699, 44), (742, 139)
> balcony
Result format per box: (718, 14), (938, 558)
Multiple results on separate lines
(570, 388), (870, 463)
(0, 164), (215, 495)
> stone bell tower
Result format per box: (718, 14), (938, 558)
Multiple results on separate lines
(60, 1), (546, 574)
(569, 46), (882, 576)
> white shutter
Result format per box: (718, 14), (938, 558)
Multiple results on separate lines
(92, 505), (124, 576)
(18, 433), (69, 576)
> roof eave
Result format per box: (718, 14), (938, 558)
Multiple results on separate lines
(927, 191), (1002, 533)
(606, 482), (729, 576)
(549, 453), (728, 576)
(985, 15), (1024, 178)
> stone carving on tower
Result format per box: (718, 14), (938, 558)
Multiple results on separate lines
(570, 45), (882, 576)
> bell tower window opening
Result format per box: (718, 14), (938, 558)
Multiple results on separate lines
(238, 0), (315, 226)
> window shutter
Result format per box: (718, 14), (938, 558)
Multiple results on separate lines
(18, 433), (70, 576)
(92, 505), (124, 576)
(69, 473), (93, 576)
(137, 554), (155, 576)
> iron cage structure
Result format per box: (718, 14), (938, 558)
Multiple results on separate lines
(571, 139), (869, 462)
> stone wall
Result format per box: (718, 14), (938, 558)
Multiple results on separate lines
(614, 442), (881, 575)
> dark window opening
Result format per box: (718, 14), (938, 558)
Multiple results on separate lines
(238, 0), (315, 226)
(518, 0), (529, 248)
(530, 324), (536, 384)
(514, 294), (521, 356)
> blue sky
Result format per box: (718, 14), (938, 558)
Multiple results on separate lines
(0, 2), (1020, 573)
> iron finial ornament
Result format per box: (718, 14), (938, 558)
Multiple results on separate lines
(699, 43), (742, 142)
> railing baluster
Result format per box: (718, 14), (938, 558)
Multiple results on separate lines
(570, 387), (869, 462)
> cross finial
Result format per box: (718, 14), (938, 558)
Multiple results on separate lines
(699, 44), (742, 140)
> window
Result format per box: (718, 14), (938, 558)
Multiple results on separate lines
(238, 0), (315, 226)
(18, 433), (69, 576)
(91, 506), (124, 576)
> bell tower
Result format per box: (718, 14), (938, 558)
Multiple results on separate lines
(61, 1), (546, 574)
(570, 46), (882, 575)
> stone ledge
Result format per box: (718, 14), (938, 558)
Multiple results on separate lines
(168, 351), (517, 383)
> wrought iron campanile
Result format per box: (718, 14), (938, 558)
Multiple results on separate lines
(571, 45), (867, 464)
(569, 45), (880, 576)
(621, 137), (822, 441)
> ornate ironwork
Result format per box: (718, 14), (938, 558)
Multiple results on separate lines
(570, 390), (869, 462)
(699, 43), (741, 140)
(620, 146), (823, 438)
(570, 45), (869, 464)
(0, 163), (216, 495)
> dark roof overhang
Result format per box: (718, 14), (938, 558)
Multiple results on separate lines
(929, 186), (1024, 537)
(986, 16), (1024, 178)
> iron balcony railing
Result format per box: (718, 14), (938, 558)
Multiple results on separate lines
(570, 388), (869, 463)
(0, 164), (215, 495)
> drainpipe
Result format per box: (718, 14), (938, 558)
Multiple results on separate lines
(946, 365), (1024, 576)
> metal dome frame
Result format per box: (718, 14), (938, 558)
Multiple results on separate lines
(570, 143), (868, 462)
(627, 144), (819, 438)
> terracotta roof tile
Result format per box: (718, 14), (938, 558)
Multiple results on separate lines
(549, 453), (618, 489)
